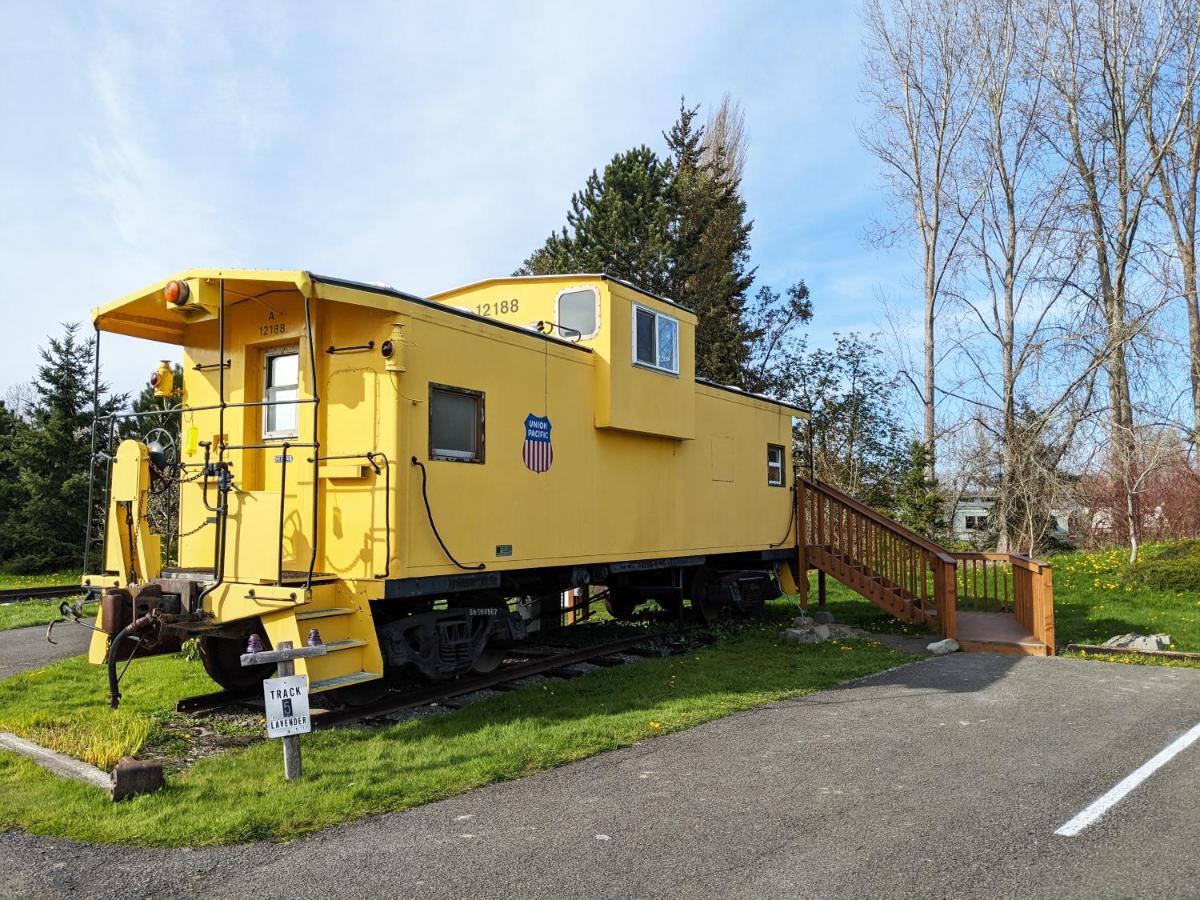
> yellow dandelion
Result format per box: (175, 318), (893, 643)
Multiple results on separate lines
(649, 721), (662, 730)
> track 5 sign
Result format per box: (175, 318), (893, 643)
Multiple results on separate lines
(263, 674), (312, 738)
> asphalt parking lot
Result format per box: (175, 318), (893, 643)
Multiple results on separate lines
(3, 650), (1200, 898)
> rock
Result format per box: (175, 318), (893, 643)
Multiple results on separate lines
(926, 638), (960, 655)
(780, 628), (821, 645)
(792, 616), (815, 631)
(110, 757), (165, 802)
(1102, 633), (1172, 652)
(813, 610), (836, 625)
(813, 624), (832, 641)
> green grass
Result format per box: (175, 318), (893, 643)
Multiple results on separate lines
(798, 540), (1200, 670)
(0, 599), (96, 632)
(0, 572), (89, 632)
(0, 629), (910, 846)
(1046, 543), (1200, 651)
(803, 574), (934, 639)
(0, 654), (215, 768)
(0, 572), (82, 589)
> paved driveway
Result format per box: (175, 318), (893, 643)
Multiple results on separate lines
(4, 652), (1200, 898)
(0, 621), (92, 680)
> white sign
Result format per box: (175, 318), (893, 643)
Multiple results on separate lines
(263, 674), (311, 738)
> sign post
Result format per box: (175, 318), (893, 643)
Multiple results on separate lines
(241, 634), (328, 780)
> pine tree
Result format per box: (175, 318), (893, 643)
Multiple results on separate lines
(519, 99), (760, 387)
(894, 441), (946, 540)
(664, 101), (756, 386)
(0, 324), (126, 573)
(518, 146), (674, 296)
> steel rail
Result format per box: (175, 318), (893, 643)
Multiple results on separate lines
(313, 627), (690, 728)
(0, 586), (88, 604)
(173, 627), (692, 726)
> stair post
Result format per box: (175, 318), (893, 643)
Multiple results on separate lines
(934, 559), (956, 639)
(797, 479), (809, 611)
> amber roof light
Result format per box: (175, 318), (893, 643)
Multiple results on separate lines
(163, 280), (190, 305)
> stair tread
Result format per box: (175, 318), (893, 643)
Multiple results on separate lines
(322, 639), (366, 651)
(295, 607), (355, 620)
(310, 671), (382, 693)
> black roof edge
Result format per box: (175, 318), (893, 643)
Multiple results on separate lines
(696, 377), (809, 414)
(310, 273), (593, 354)
(598, 274), (695, 316)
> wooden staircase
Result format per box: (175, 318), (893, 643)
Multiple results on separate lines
(796, 477), (1055, 656)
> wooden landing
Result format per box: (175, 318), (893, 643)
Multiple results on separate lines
(955, 611), (1050, 656)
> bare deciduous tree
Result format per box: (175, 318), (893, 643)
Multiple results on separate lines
(861, 0), (984, 476)
(1037, 0), (1188, 559)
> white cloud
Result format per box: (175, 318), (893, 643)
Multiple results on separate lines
(1, 0), (904, 402)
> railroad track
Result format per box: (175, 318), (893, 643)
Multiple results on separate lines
(0, 585), (89, 604)
(175, 626), (695, 726)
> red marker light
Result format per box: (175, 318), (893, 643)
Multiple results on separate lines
(163, 280), (190, 305)
(149, 372), (160, 387)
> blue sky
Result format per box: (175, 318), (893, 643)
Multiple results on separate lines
(0, 1), (910, 400)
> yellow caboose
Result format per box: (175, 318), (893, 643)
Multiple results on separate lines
(83, 269), (807, 704)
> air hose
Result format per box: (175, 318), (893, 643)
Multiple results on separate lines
(410, 457), (485, 571)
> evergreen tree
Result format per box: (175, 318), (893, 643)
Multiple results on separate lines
(519, 99), (760, 387)
(894, 440), (946, 540)
(0, 402), (22, 550)
(664, 101), (756, 386)
(0, 324), (126, 572)
(518, 146), (674, 296)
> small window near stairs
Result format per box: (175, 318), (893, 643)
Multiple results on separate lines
(768, 444), (785, 486)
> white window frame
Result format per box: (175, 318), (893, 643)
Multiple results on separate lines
(554, 286), (600, 340)
(429, 383), (486, 463)
(262, 345), (300, 441)
(767, 444), (786, 486)
(631, 303), (679, 375)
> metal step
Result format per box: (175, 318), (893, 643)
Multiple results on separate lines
(295, 607), (355, 621)
(310, 670), (382, 693)
(322, 639), (366, 653)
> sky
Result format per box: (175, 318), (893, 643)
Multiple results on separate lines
(0, 0), (911, 402)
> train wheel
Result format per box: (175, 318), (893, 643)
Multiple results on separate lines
(200, 634), (272, 690)
(690, 569), (723, 624)
(603, 588), (640, 620)
(471, 647), (505, 674)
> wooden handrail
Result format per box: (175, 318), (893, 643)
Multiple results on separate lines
(799, 476), (958, 565)
(952, 551), (1049, 574)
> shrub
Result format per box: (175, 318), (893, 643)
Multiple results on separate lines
(1126, 542), (1200, 593)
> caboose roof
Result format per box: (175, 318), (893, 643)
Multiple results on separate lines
(430, 273), (698, 320)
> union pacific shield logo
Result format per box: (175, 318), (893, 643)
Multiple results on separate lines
(522, 413), (553, 473)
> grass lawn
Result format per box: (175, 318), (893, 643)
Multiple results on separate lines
(801, 540), (1200, 667)
(1046, 543), (1200, 651)
(0, 599), (96, 632)
(0, 572), (83, 589)
(0, 622), (910, 847)
(0, 572), (89, 632)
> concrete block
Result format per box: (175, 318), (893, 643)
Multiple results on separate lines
(791, 616), (815, 631)
(813, 624), (832, 641)
(813, 611), (835, 625)
(110, 757), (165, 801)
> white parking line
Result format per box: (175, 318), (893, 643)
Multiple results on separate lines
(1055, 720), (1200, 837)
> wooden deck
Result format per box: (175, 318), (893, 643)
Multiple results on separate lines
(954, 611), (1050, 656)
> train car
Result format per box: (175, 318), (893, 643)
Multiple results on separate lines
(81, 269), (807, 706)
